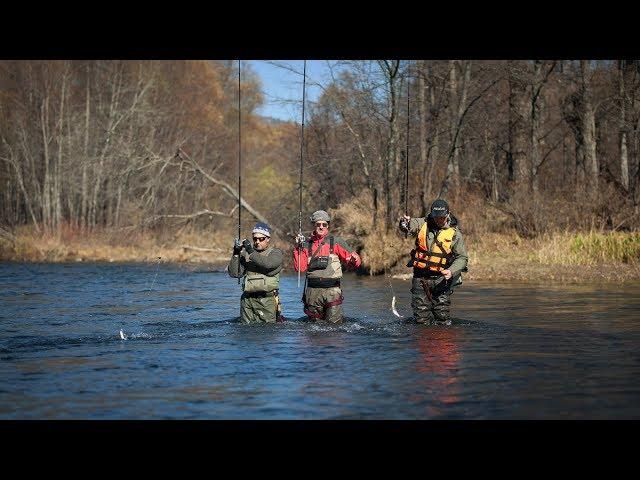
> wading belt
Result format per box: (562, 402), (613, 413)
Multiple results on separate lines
(243, 289), (279, 299)
(307, 277), (341, 288)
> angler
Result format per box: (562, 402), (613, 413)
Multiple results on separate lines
(228, 222), (284, 323)
(294, 210), (361, 323)
(399, 199), (468, 325)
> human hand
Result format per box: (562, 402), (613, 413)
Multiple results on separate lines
(295, 233), (306, 246)
(233, 238), (243, 255)
(399, 215), (410, 232)
(242, 238), (254, 254)
(441, 269), (452, 280)
(348, 252), (361, 266)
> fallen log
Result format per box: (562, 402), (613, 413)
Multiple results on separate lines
(181, 245), (218, 252)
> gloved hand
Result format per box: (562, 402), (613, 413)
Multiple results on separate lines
(348, 251), (361, 266)
(399, 215), (410, 233)
(295, 233), (306, 246)
(233, 238), (243, 255)
(242, 238), (254, 254)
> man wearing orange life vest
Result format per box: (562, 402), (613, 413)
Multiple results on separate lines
(399, 199), (468, 325)
(293, 210), (361, 323)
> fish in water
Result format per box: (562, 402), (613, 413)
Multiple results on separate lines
(391, 296), (402, 318)
(119, 329), (127, 340)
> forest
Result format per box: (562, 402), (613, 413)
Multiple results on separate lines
(1, 60), (639, 281)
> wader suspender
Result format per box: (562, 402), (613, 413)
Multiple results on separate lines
(307, 235), (334, 260)
(307, 238), (323, 259)
(302, 237), (327, 305)
(419, 278), (433, 302)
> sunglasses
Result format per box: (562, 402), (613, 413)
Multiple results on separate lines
(315, 222), (328, 228)
(252, 236), (268, 242)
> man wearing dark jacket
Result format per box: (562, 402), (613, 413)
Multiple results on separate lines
(228, 222), (284, 323)
(399, 199), (468, 325)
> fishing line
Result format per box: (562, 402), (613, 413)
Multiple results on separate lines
(404, 62), (411, 239)
(120, 255), (161, 340)
(146, 256), (162, 293)
(237, 59), (242, 285)
(297, 60), (307, 289)
(385, 265), (403, 319)
(405, 65), (410, 216)
(388, 62), (412, 319)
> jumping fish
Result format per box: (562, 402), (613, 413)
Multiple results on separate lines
(391, 296), (402, 318)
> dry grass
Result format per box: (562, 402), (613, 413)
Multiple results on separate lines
(465, 231), (640, 282)
(3, 201), (640, 284)
(0, 225), (231, 264)
(327, 190), (640, 283)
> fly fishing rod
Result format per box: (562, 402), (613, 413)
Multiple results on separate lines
(404, 63), (410, 239)
(297, 60), (307, 289)
(237, 60), (242, 284)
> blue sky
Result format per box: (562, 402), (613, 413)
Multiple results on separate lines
(247, 60), (344, 122)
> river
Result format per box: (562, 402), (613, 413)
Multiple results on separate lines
(1, 262), (639, 419)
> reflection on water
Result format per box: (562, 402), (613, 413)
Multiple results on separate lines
(412, 329), (462, 415)
(1, 262), (640, 419)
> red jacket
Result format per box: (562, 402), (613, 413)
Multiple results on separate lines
(293, 232), (361, 272)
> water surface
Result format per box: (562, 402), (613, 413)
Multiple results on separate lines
(1, 262), (639, 419)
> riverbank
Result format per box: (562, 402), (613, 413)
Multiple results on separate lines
(2, 227), (640, 283)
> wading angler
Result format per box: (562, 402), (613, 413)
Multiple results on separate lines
(400, 199), (468, 325)
(228, 222), (284, 323)
(293, 210), (361, 323)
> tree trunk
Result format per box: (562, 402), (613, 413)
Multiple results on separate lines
(618, 60), (630, 191)
(440, 60), (471, 197)
(41, 94), (51, 231)
(491, 145), (500, 202)
(379, 60), (400, 231)
(425, 68), (439, 209)
(530, 61), (541, 195)
(54, 68), (68, 233)
(581, 60), (598, 202)
(418, 61), (429, 213)
(508, 60), (529, 188)
(81, 65), (90, 230)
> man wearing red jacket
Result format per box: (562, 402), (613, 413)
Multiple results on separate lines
(293, 210), (361, 323)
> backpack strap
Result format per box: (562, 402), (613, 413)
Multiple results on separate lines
(329, 235), (334, 254)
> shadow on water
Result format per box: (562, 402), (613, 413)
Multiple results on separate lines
(1, 262), (640, 419)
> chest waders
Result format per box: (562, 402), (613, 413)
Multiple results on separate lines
(241, 248), (283, 322)
(302, 236), (344, 319)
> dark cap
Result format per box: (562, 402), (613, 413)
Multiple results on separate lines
(430, 199), (449, 217)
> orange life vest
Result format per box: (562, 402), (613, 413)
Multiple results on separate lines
(412, 223), (455, 272)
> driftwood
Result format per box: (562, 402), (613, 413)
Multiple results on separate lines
(142, 208), (236, 226)
(181, 245), (217, 252)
